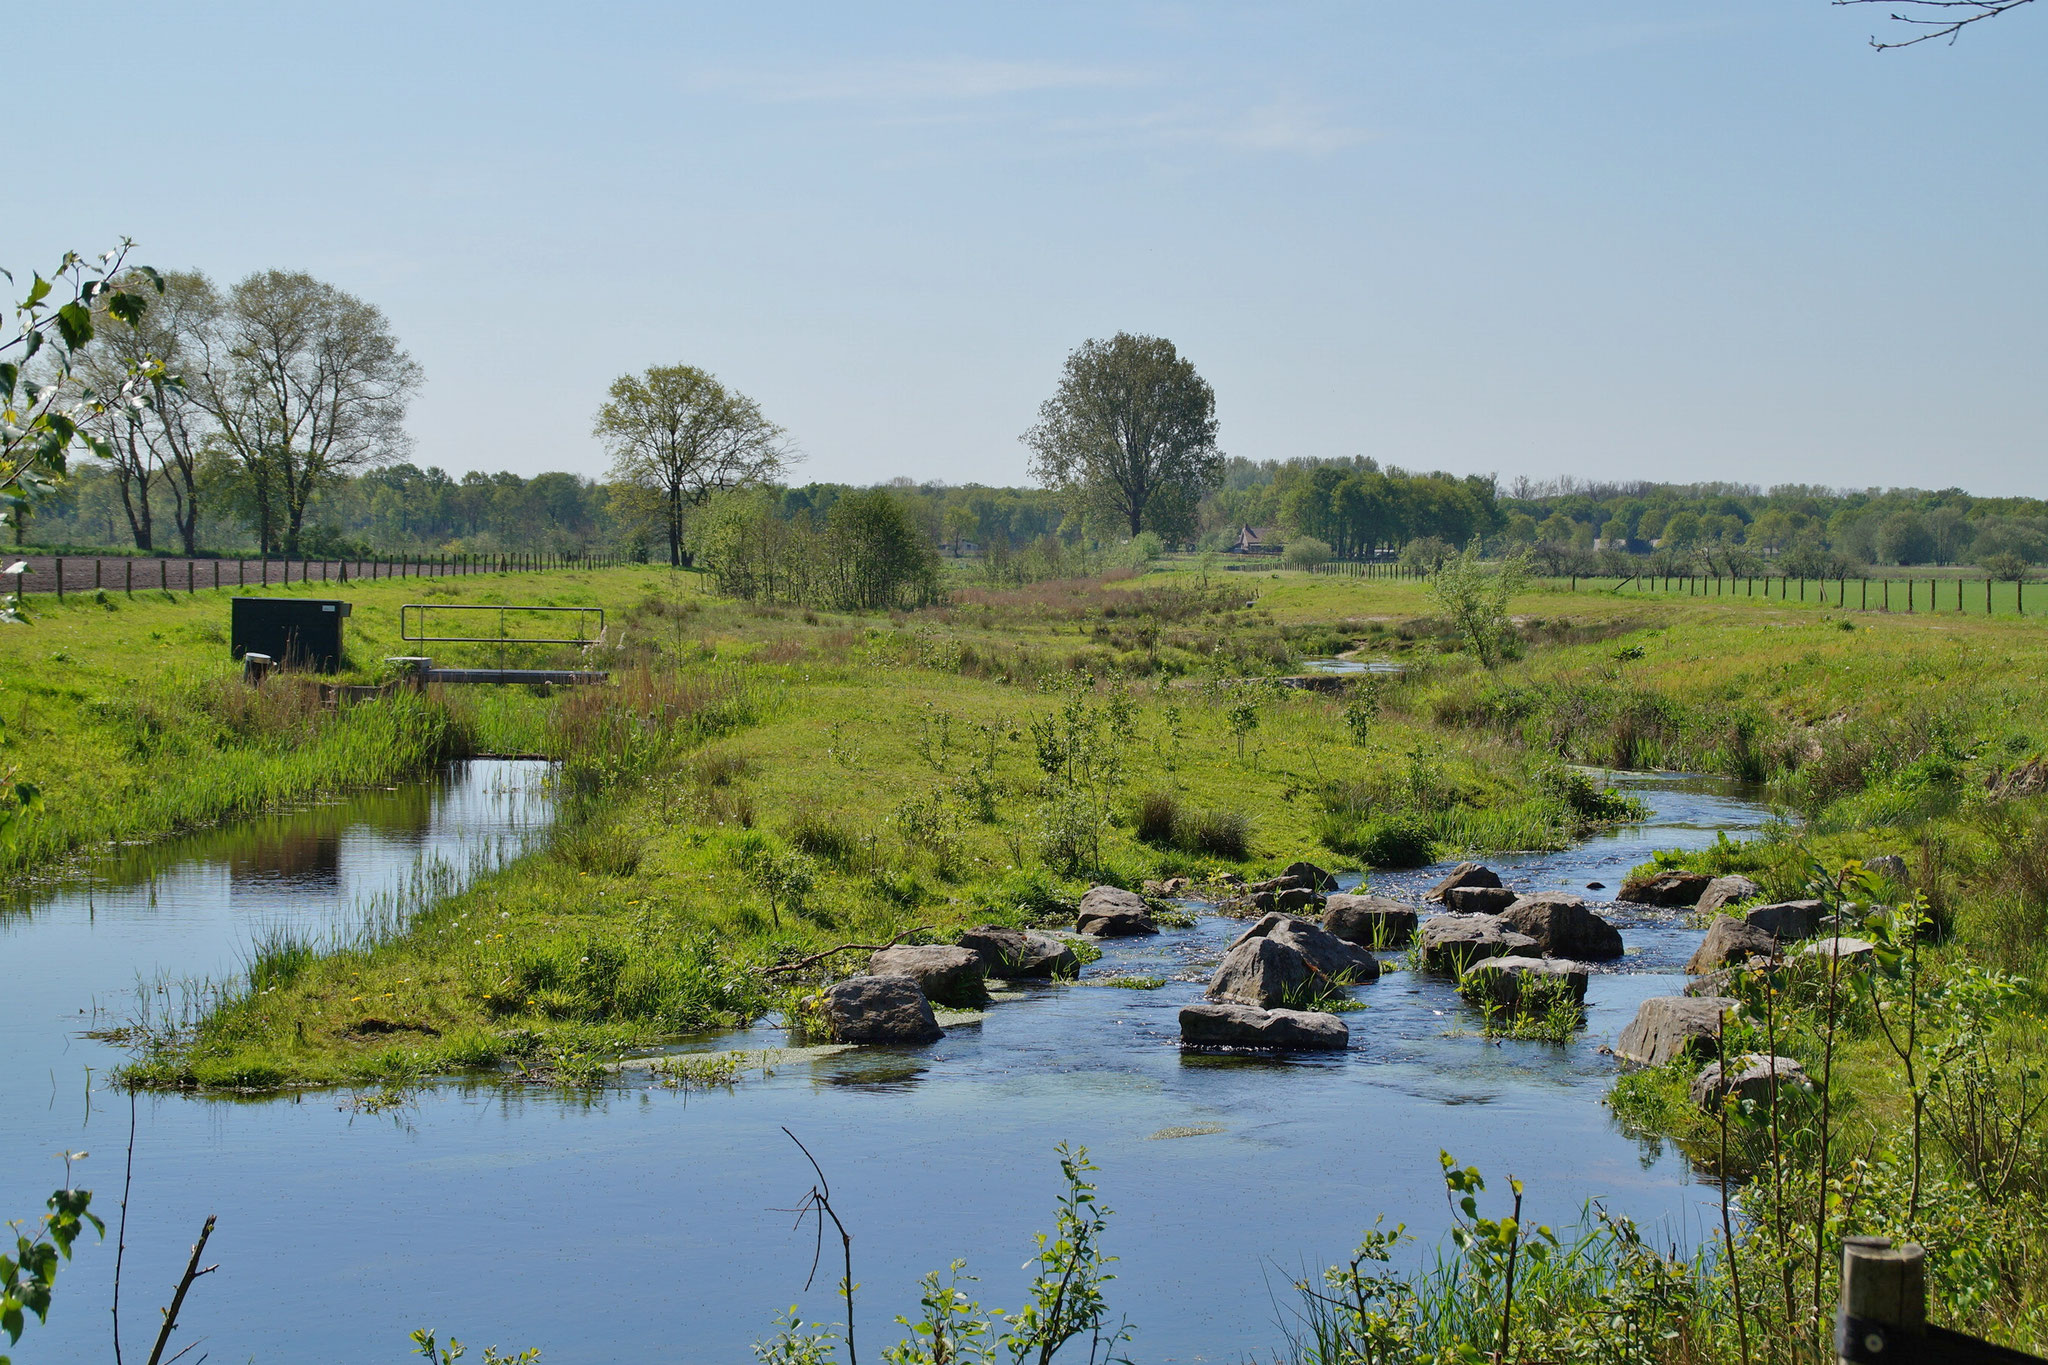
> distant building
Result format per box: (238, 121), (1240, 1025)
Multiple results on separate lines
(1229, 525), (1280, 554)
(1593, 537), (1653, 555)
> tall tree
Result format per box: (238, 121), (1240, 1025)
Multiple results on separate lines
(189, 270), (419, 555)
(1023, 333), (1221, 537)
(81, 271), (216, 554)
(594, 364), (790, 567)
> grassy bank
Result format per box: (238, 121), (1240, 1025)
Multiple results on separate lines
(10, 558), (2045, 1358)
(117, 571), (1644, 1089)
(0, 568), (674, 876)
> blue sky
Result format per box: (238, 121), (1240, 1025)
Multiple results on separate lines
(22, 2), (2046, 494)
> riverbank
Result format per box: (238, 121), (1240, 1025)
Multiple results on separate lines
(0, 567), (672, 876)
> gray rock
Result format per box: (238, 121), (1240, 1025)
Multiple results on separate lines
(1460, 955), (1590, 1009)
(1800, 935), (1876, 967)
(1416, 913), (1539, 973)
(867, 945), (987, 1007)
(1744, 899), (1825, 941)
(1283, 860), (1337, 891)
(1207, 913), (1380, 1007)
(1691, 1054), (1811, 1111)
(1179, 1002), (1348, 1051)
(956, 926), (1080, 979)
(1697, 875), (1762, 916)
(1614, 995), (1738, 1067)
(1322, 894), (1418, 948)
(1865, 854), (1911, 885)
(1445, 885), (1519, 915)
(1426, 862), (1502, 902)
(1076, 886), (1157, 938)
(1496, 894), (1624, 960)
(1242, 886), (1319, 916)
(820, 975), (944, 1044)
(1618, 870), (1712, 907)
(1685, 917), (1780, 974)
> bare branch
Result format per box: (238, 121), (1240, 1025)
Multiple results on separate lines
(1834, 0), (2035, 49)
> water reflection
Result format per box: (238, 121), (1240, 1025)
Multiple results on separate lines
(3, 768), (1771, 1364)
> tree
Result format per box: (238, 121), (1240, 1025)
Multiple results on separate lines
(188, 271), (419, 555)
(1877, 510), (1934, 565)
(1023, 332), (1220, 537)
(80, 271), (214, 554)
(596, 364), (790, 567)
(1430, 548), (1528, 669)
(825, 489), (940, 610)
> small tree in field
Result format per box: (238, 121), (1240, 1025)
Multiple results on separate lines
(1282, 536), (1331, 570)
(1983, 551), (2030, 584)
(1430, 549), (1527, 669)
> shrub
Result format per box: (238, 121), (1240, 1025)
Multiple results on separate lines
(785, 811), (859, 866)
(1282, 536), (1332, 570)
(1177, 807), (1252, 860)
(1133, 790), (1181, 846)
(1317, 812), (1434, 867)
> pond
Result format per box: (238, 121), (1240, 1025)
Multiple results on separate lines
(3, 765), (1771, 1364)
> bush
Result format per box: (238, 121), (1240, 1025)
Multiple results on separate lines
(785, 811), (859, 866)
(1133, 790), (1181, 846)
(1282, 536), (1332, 570)
(1177, 807), (1251, 859)
(1316, 812), (1434, 867)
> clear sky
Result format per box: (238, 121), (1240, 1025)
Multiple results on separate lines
(21, 2), (2045, 495)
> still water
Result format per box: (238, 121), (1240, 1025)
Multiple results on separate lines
(4, 765), (1768, 1363)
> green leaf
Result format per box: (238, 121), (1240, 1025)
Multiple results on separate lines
(107, 292), (146, 325)
(54, 303), (93, 350)
(22, 276), (50, 309)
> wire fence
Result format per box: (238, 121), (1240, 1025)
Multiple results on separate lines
(4, 551), (630, 598)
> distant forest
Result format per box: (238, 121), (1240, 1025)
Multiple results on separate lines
(23, 453), (2048, 576)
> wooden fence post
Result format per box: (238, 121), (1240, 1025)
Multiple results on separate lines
(126, 560), (133, 596)
(1836, 1236), (1925, 1364)
(55, 557), (63, 599)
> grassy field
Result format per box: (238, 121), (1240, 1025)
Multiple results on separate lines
(0, 567), (668, 875)
(14, 557), (2048, 1356)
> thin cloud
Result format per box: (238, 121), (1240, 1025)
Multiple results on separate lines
(694, 57), (1149, 104)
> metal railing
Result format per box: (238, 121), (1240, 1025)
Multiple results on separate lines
(399, 603), (605, 646)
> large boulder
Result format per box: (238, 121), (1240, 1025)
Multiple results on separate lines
(1206, 914), (1380, 1007)
(1496, 894), (1624, 960)
(1445, 885), (1519, 915)
(1076, 886), (1157, 938)
(819, 976), (944, 1044)
(1685, 918), (1780, 975)
(1744, 900), (1825, 941)
(1618, 870), (1712, 907)
(868, 945), (987, 1007)
(1283, 860), (1337, 892)
(1460, 956), (1590, 1009)
(1322, 894), (1418, 948)
(1864, 853), (1912, 884)
(1691, 1054), (1811, 1112)
(956, 926), (1080, 980)
(1417, 914), (1538, 973)
(1426, 862), (1502, 902)
(1179, 1002), (1348, 1051)
(1697, 875), (1762, 916)
(1614, 995), (1738, 1067)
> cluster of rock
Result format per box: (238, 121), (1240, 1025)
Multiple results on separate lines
(817, 890), (1156, 1045)
(1394, 863), (1619, 1014)
(1610, 868), (1872, 1110)
(1180, 861), (1375, 1052)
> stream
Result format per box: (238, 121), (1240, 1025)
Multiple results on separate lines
(2, 764), (1770, 1363)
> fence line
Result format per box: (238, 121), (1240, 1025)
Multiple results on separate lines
(1304, 559), (2037, 617)
(5, 551), (630, 599)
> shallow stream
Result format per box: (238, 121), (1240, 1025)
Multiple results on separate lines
(3, 764), (1770, 1363)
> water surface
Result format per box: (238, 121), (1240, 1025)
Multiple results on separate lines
(4, 767), (1767, 1364)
